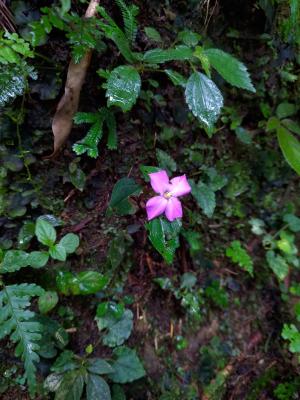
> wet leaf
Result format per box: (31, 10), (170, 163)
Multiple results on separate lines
(277, 126), (300, 175)
(191, 181), (216, 217)
(96, 309), (133, 347)
(86, 374), (111, 400)
(109, 346), (145, 383)
(143, 45), (193, 64)
(38, 291), (59, 314)
(106, 65), (141, 112)
(185, 72), (223, 128)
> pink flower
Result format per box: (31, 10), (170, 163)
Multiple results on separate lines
(146, 170), (191, 222)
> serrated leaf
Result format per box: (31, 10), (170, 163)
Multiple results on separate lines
(1, 250), (29, 273)
(177, 30), (201, 46)
(226, 240), (253, 276)
(0, 283), (44, 396)
(49, 244), (66, 262)
(87, 359), (114, 375)
(185, 72), (223, 128)
(204, 48), (255, 92)
(105, 110), (118, 150)
(28, 251), (49, 268)
(146, 217), (181, 264)
(86, 374), (111, 400)
(54, 369), (85, 400)
(115, 0), (139, 43)
(109, 346), (145, 383)
(277, 126), (300, 175)
(0, 64), (29, 107)
(106, 65), (141, 112)
(266, 250), (289, 281)
(143, 45), (193, 64)
(156, 149), (177, 174)
(191, 181), (216, 217)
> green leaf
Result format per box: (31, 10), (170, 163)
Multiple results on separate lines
(191, 181), (216, 217)
(266, 250), (289, 281)
(204, 48), (255, 92)
(51, 350), (78, 373)
(44, 373), (64, 392)
(115, 0), (139, 43)
(86, 374), (111, 400)
(107, 177), (141, 215)
(146, 217), (182, 264)
(35, 219), (56, 246)
(49, 243), (67, 262)
(57, 271), (109, 295)
(177, 30), (201, 46)
(87, 359), (114, 375)
(54, 369), (85, 400)
(59, 233), (80, 254)
(0, 283), (44, 396)
(106, 65), (141, 112)
(143, 45), (193, 64)
(156, 149), (177, 174)
(18, 221), (35, 250)
(96, 309), (133, 347)
(185, 72), (223, 128)
(105, 109), (118, 150)
(226, 240), (253, 276)
(1, 250), (29, 273)
(38, 291), (59, 314)
(140, 165), (161, 181)
(282, 324), (300, 353)
(109, 346), (145, 383)
(164, 69), (187, 87)
(144, 27), (162, 42)
(277, 126), (300, 175)
(283, 214), (300, 232)
(281, 119), (300, 136)
(276, 102), (297, 119)
(28, 251), (49, 268)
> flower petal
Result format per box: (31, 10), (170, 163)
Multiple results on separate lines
(165, 197), (182, 221)
(146, 196), (168, 220)
(169, 175), (191, 197)
(149, 170), (169, 195)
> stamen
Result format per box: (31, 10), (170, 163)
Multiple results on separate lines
(163, 191), (172, 199)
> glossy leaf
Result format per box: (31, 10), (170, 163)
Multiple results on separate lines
(277, 126), (300, 175)
(191, 181), (216, 217)
(38, 291), (59, 314)
(106, 65), (141, 112)
(164, 69), (187, 87)
(185, 72), (223, 128)
(143, 45), (193, 64)
(1, 250), (29, 273)
(59, 233), (80, 254)
(87, 359), (114, 375)
(28, 251), (49, 268)
(96, 309), (133, 347)
(49, 243), (66, 262)
(35, 219), (56, 247)
(107, 177), (141, 215)
(144, 27), (162, 42)
(86, 374), (111, 400)
(146, 217), (182, 264)
(204, 48), (255, 92)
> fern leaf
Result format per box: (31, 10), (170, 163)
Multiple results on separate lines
(115, 0), (139, 43)
(0, 283), (45, 396)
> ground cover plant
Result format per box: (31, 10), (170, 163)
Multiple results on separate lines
(0, 0), (300, 398)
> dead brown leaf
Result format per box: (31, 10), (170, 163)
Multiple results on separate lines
(45, 0), (100, 159)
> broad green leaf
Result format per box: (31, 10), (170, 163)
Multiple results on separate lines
(226, 240), (253, 276)
(185, 72), (223, 128)
(282, 324), (300, 353)
(59, 233), (79, 254)
(191, 181), (216, 217)
(266, 250), (289, 281)
(109, 346), (145, 384)
(140, 165), (161, 181)
(96, 309), (133, 347)
(144, 27), (162, 42)
(143, 45), (193, 64)
(106, 65), (141, 112)
(146, 217), (181, 264)
(54, 369), (85, 400)
(1, 250), (29, 273)
(49, 243), (66, 262)
(38, 291), (59, 314)
(164, 69), (187, 87)
(276, 102), (297, 119)
(86, 374), (111, 400)
(204, 48), (255, 92)
(87, 359), (114, 375)
(281, 119), (300, 136)
(18, 221), (35, 250)
(70, 271), (108, 295)
(277, 126), (300, 175)
(35, 219), (56, 246)
(44, 373), (64, 392)
(107, 177), (141, 215)
(51, 350), (78, 373)
(177, 30), (201, 46)
(283, 214), (300, 232)
(28, 251), (49, 268)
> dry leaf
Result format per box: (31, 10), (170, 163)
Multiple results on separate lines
(46, 0), (100, 159)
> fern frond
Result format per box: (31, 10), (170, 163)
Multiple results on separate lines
(0, 283), (45, 396)
(114, 0), (139, 43)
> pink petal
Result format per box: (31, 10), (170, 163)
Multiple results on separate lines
(146, 196), (168, 220)
(169, 175), (191, 197)
(149, 170), (169, 195)
(165, 197), (182, 221)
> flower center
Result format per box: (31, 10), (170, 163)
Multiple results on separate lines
(163, 191), (172, 199)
